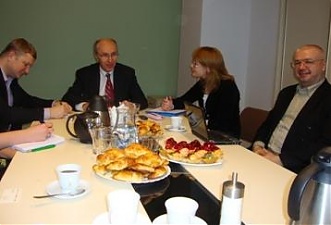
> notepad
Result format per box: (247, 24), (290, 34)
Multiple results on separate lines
(146, 107), (186, 117)
(13, 134), (65, 153)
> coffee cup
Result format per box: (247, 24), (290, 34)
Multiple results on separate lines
(165, 196), (198, 224)
(171, 116), (183, 129)
(107, 189), (140, 224)
(56, 164), (81, 193)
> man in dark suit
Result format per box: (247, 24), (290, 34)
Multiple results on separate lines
(0, 38), (72, 132)
(252, 44), (331, 173)
(62, 38), (148, 111)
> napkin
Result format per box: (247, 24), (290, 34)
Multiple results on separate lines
(13, 134), (65, 152)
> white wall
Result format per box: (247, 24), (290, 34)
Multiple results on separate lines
(177, 0), (203, 96)
(245, 0), (281, 109)
(179, 0), (281, 111)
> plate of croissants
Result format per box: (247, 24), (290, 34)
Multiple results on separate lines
(92, 143), (170, 183)
(136, 119), (163, 138)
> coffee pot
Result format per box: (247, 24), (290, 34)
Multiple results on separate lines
(287, 147), (331, 225)
(66, 111), (99, 143)
(66, 95), (111, 143)
(87, 95), (110, 127)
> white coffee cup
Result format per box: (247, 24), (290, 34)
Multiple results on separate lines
(171, 116), (183, 129)
(56, 164), (81, 193)
(107, 189), (140, 224)
(165, 196), (199, 224)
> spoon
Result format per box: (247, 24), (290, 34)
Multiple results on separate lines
(33, 188), (85, 198)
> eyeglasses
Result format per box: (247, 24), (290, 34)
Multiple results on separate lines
(98, 52), (119, 60)
(191, 60), (201, 68)
(291, 58), (324, 68)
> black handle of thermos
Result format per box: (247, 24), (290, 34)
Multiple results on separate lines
(287, 163), (321, 220)
(65, 114), (78, 138)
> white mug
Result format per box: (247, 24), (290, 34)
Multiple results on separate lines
(165, 196), (199, 224)
(56, 164), (81, 193)
(107, 189), (140, 224)
(171, 116), (183, 129)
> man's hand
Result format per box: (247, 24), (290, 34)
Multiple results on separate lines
(50, 104), (72, 119)
(82, 102), (89, 111)
(27, 122), (54, 141)
(253, 145), (283, 166)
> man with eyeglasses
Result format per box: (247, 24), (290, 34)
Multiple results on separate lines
(62, 38), (148, 111)
(252, 44), (331, 173)
(0, 38), (72, 132)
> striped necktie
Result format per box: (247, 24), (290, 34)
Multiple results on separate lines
(105, 73), (114, 107)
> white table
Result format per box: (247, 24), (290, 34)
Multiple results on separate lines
(0, 116), (296, 224)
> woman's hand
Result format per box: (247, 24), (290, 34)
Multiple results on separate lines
(161, 96), (174, 111)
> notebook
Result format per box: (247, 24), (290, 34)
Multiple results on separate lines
(184, 102), (240, 145)
(13, 134), (65, 152)
(146, 107), (186, 117)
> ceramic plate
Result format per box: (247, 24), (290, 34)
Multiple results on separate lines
(159, 154), (223, 167)
(95, 166), (171, 184)
(46, 180), (90, 199)
(153, 214), (207, 224)
(92, 212), (151, 224)
(164, 125), (187, 132)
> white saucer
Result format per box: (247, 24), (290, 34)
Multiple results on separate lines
(153, 214), (207, 224)
(165, 125), (187, 132)
(46, 180), (90, 199)
(92, 212), (151, 224)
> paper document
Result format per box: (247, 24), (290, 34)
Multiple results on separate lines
(13, 134), (65, 152)
(146, 107), (186, 117)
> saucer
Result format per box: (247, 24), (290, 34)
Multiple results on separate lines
(92, 212), (151, 224)
(46, 180), (90, 199)
(165, 125), (187, 132)
(153, 214), (207, 224)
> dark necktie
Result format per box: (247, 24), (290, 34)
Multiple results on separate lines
(6, 80), (13, 106)
(105, 73), (114, 107)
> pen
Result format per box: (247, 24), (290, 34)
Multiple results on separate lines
(31, 144), (56, 152)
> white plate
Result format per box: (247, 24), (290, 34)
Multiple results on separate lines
(46, 180), (90, 199)
(160, 154), (223, 167)
(92, 212), (151, 224)
(164, 125), (187, 132)
(153, 214), (207, 224)
(95, 166), (171, 184)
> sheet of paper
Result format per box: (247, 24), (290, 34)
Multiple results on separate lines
(12, 134), (65, 152)
(0, 188), (22, 203)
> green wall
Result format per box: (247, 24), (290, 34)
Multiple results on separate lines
(0, 0), (181, 99)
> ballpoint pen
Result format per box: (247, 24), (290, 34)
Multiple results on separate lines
(31, 144), (56, 152)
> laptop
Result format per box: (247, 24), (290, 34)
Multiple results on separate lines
(184, 102), (241, 145)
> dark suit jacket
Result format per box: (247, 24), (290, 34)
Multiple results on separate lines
(254, 80), (331, 173)
(0, 70), (53, 131)
(173, 79), (241, 138)
(62, 63), (148, 110)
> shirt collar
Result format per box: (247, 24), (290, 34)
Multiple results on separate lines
(296, 78), (325, 96)
(99, 67), (113, 77)
(1, 68), (12, 83)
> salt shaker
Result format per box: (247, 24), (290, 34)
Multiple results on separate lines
(219, 172), (245, 225)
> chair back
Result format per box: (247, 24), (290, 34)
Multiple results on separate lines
(240, 107), (269, 144)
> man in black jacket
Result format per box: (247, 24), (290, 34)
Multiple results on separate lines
(0, 38), (72, 131)
(252, 44), (331, 173)
(62, 38), (148, 111)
